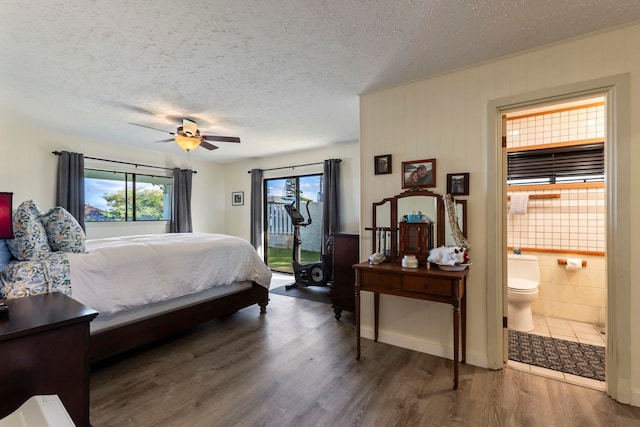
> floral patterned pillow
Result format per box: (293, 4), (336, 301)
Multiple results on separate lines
(6, 200), (52, 261)
(40, 207), (86, 253)
(0, 252), (71, 299)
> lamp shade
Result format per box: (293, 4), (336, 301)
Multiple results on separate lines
(0, 192), (13, 239)
(175, 136), (201, 151)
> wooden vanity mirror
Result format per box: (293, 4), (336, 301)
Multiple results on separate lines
(369, 188), (467, 264)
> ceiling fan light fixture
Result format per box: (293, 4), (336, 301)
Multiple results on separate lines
(175, 135), (201, 151)
(182, 119), (199, 137)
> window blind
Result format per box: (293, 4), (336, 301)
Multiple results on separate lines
(507, 143), (604, 185)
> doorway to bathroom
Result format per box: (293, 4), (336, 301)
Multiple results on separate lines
(503, 96), (607, 389)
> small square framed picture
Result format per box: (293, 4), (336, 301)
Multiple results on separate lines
(374, 154), (392, 175)
(447, 173), (469, 196)
(232, 191), (244, 206)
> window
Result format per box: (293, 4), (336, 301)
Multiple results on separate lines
(507, 143), (604, 186)
(85, 169), (173, 222)
(264, 174), (324, 272)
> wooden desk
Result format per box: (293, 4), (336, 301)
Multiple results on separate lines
(0, 293), (98, 426)
(353, 261), (468, 389)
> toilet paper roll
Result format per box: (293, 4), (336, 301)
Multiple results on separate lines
(566, 258), (582, 271)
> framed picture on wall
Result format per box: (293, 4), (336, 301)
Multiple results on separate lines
(374, 154), (392, 175)
(401, 158), (436, 189)
(232, 191), (244, 206)
(447, 173), (469, 196)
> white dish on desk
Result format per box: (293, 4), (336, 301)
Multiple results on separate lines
(434, 263), (471, 271)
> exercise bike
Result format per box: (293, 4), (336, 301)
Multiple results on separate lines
(284, 200), (330, 290)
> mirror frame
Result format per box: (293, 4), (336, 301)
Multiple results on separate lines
(369, 188), (466, 263)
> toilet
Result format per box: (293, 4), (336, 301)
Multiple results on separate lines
(507, 254), (540, 331)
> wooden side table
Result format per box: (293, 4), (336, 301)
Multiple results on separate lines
(353, 261), (468, 389)
(0, 292), (98, 427)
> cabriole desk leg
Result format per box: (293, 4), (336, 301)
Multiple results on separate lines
(462, 288), (467, 364)
(356, 282), (361, 360)
(453, 304), (460, 390)
(374, 292), (380, 342)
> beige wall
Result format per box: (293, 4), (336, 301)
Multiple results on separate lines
(0, 107), (359, 244)
(360, 23), (640, 405)
(222, 141), (360, 242)
(0, 109), (227, 239)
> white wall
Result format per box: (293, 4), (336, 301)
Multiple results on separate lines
(223, 141), (360, 241)
(0, 108), (359, 244)
(360, 23), (640, 404)
(0, 109), (226, 238)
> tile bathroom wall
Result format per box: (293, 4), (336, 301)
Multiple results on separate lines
(507, 103), (606, 324)
(507, 187), (605, 252)
(527, 251), (606, 324)
(507, 103), (605, 148)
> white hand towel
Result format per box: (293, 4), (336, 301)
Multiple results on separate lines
(509, 193), (529, 215)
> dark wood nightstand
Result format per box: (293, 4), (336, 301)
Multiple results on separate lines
(0, 292), (98, 427)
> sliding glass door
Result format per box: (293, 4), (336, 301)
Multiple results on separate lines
(264, 174), (323, 273)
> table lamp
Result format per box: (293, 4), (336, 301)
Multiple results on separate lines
(0, 192), (14, 239)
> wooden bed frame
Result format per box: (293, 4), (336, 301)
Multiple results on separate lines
(89, 283), (269, 364)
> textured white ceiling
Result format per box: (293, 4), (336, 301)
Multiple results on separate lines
(2, 1), (639, 161)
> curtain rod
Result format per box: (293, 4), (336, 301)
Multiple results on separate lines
(247, 159), (340, 174)
(52, 151), (197, 174)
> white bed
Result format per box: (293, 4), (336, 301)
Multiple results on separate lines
(1, 232), (272, 362)
(69, 233), (271, 316)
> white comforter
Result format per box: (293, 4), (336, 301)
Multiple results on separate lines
(68, 233), (272, 315)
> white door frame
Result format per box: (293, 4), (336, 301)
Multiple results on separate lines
(486, 74), (631, 402)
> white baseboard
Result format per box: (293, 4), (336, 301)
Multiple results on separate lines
(360, 326), (488, 369)
(632, 390), (640, 407)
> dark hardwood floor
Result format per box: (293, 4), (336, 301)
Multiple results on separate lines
(90, 293), (640, 426)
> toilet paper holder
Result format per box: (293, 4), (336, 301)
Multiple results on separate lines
(557, 258), (587, 267)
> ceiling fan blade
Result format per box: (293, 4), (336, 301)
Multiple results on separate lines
(202, 135), (241, 143)
(110, 102), (156, 116)
(199, 141), (219, 151)
(129, 122), (174, 134)
(154, 138), (174, 143)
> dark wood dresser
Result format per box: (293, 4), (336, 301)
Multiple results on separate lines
(330, 233), (359, 319)
(0, 292), (98, 426)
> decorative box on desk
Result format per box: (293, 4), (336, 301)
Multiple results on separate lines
(0, 293), (98, 427)
(398, 221), (433, 265)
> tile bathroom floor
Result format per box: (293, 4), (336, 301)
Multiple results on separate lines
(506, 314), (606, 391)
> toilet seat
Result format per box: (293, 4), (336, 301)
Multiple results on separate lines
(508, 278), (538, 292)
(508, 287), (537, 294)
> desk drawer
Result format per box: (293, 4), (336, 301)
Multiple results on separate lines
(360, 270), (401, 290)
(403, 276), (452, 296)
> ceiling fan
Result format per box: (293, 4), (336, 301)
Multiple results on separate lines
(130, 118), (240, 152)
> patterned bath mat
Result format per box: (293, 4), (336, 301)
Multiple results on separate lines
(508, 329), (605, 381)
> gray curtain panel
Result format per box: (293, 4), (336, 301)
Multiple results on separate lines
(322, 159), (341, 280)
(56, 151), (85, 231)
(170, 168), (193, 233)
(250, 168), (264, 256)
